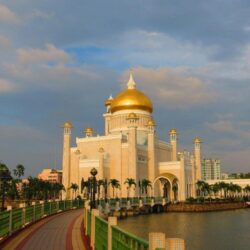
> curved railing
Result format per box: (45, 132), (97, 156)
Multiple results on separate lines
(0, 200), (84, 239)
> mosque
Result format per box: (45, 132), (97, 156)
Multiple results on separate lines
(62, 73), (202, 201)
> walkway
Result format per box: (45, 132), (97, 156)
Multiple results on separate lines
(2, 209), (87, 250)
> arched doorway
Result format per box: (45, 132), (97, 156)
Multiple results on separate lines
(153, 173), (179, 201)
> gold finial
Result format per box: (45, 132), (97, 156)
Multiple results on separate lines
(127, 69), (136, 89)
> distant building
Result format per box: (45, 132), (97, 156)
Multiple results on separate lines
(202, 159), (221, 180)
(221, 172), (229, 180)
(38, 169), (62, 183)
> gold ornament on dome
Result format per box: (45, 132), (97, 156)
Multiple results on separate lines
(127, 112), (138, 120)
(110, 72), (153, 113)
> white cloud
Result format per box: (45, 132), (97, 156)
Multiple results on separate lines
(0, 35), (11, 48)
(16, 44), (70, 64)
(0, 78), (17, 93)
(0, 4), (18, 23)
(118, 30), (218, 67)
(125, 67), (218, 108)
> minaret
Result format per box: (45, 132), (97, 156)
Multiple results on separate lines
(147, 118), (157, 194)
(194, 137), (202, 180)
(127, 112), (138, 197)
(104, 95), (113, 135)
(169, 128), (177, 161)
(62, 121), (72, 199)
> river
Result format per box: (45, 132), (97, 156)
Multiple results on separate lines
(118, 209), (250, 250)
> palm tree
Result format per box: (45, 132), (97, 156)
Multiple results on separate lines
(0, 163), (12, 210)
(172, 183), (178, 201)
(141, 179), (152, 196)
(109, 179), (120, 198)
(243, 185), (250, 197)
(70, 183), (79, 199)
(124, 178), (136, 198)
(13, 164), (25, 180)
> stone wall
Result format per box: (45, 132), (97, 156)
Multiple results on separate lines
(164, 202), (248, 212)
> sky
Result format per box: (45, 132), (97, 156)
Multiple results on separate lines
(0, 0), (250, 176)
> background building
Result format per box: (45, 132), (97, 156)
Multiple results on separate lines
(38, 169), (62, 183)
(202, 159), (221, 180)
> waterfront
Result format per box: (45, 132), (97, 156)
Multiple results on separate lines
(118, 209), (250, 250)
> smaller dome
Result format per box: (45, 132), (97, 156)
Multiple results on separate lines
(169, 128), (177, 134)
(194, 137), (202, 143)
(63, 121), (73, 128)
(147, 118), (156, 126)
(84, 127), (93, 134)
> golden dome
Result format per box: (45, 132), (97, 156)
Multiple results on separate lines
(169, 128), (177, 134)
(147, 118), (156, 126)
(194, 137), (202, 143)
(110, 73), (153, 113)
(63, 121), (73, 128)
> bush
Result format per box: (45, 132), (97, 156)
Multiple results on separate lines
(186, 197), (197, 203)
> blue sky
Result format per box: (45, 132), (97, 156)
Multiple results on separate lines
(0, 0), (250, 176)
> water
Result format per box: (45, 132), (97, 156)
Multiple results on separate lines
(118, 209), (250, 250)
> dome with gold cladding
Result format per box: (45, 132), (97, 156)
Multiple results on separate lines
(110, 73), (153, 113)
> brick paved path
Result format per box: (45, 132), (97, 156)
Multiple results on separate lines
(2, 209), (86, 250)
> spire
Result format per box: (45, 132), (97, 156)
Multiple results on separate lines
(127, 70), (136, 89)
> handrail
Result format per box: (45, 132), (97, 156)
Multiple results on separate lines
(0, 199), (84, 239)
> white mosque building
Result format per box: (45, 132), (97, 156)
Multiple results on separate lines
(62, 73), (202, 201)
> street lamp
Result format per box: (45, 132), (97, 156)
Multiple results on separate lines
(90, 168), (98, 209)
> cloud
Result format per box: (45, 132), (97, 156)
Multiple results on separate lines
(0, 35), (12, 49)
(125, 67), (218, 108)
(0, 4), (18, 23)
(0, 78), (17, 93)
(16, 44), (70, 64)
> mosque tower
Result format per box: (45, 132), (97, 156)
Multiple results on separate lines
(194, 137), (202, 180)
(62, 121), (72, 199)
(169, 128), (178, 161)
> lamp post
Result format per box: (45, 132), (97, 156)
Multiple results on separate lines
(90, 168), (98, 209)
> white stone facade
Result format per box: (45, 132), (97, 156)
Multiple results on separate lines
(62, 74), (202, 201)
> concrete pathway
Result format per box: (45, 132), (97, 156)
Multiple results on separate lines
(2, 209), (86, 250)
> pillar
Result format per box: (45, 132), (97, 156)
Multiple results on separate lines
(194, 137), (202, 181)
(169, 128), (177, 161)
(62, 121), (72, 199)
(148, 121), (156, 194)
(98, 147), (105, 180)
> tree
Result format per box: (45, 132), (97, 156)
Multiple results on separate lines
(0, 163), (12, 211)
(243, 185), (250, 196)
(70, 183), (78, 199)
(13, 164), (25, 180)
(172, 183), (178, 201)
(141, 179), (152, 196)
(124, 178), (136, 198)
(109, 179), (120, 198)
